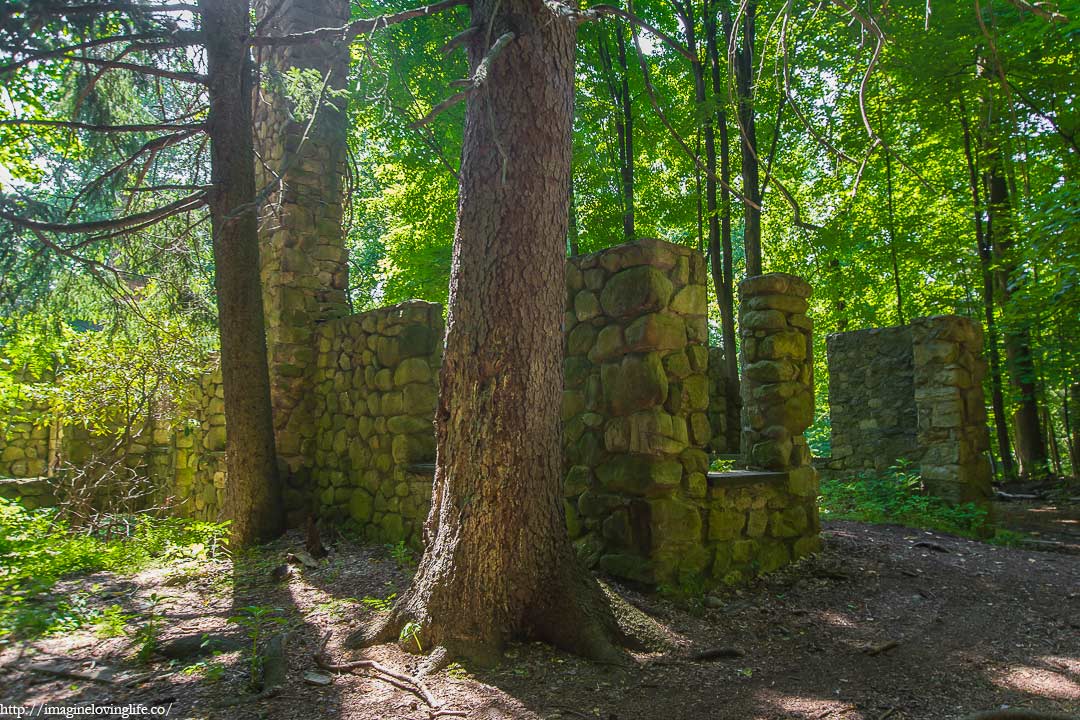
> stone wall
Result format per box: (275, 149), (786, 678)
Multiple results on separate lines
(826, 325), (917, 472)
(308, 301), (443, 545)
(0, 395), (51, 478)
(562, 239), (712, 584)
(706, 347), (739, 454)
(911, 316), (993, 504)
(253, 0), (351, 479)
(169, 367), (227, 521)
(825, 316), (994, 507)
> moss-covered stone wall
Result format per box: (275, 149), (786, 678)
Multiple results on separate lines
(910, 316), (993, 504)
(825, 325), (918, 472)
(825, 316), (993, 507)
(169, 366), (227, 521)
(0, 396), (51, 478)
(308, 301), (443, 546)
(562, 239), (713, 584)
(253, 0), (351, 480)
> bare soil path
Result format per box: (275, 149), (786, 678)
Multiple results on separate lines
(2, 511), (1077, 720)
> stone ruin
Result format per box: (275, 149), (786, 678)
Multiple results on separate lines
(0, 1), (822, 587)
(0, 238), (823, 588)
(826, 316), (994, 505)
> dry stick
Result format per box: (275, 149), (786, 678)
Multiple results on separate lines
(410, 31), (516, 129)
(778, 9), (856, 165)
(57, 54), (207, 84)
(0, 191), (207, 236)
(250, 0), (468, 47)
(826, 0), (934, 193)
(0, 120), (204, 133)
(313, 632), (465, 718)
(0, 32), (162, 74)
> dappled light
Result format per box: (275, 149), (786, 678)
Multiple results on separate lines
(0, 0), (1077, 717)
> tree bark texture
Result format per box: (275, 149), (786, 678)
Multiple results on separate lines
(201, 0), (283, 546)
(356, 0), (637, 663)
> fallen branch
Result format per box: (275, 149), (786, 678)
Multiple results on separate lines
(410, 31), (515, 128)
(314, 631), (464, 718)
(912, 541), (950, 553)
(250, 0), (468, 47)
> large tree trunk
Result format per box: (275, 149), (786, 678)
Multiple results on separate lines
(353, 0), (641, 664)
(202, 0), (283, 545)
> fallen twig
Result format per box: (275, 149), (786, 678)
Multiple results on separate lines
(913, 541), (950, 553)
(314, 631), (464, 719)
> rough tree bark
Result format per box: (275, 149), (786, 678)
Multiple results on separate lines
(201, 0), (283, 545)
(351, 0), (649, 664)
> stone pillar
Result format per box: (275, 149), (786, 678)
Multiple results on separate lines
(563, 239), (712, 585)
(911, 316), (993, 505)
(739, 273), (815, 473)
(253, 0), (351, 479)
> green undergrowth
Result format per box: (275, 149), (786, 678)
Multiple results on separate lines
(0, 496), (229, 640)
(819, 463), (1021, 545)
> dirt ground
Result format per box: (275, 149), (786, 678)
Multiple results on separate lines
(1, 505), (1078, 720)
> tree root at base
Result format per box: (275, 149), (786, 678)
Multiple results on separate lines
(314, 631), (466, 719)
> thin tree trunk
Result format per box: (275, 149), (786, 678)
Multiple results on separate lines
(1043, 405), (1062, 477)
(615, 20), (634, 241)
(884, 140), (904, 325)
(959, 99), (1015, 482)
(352, 0), (645, 664)
(732, 0), (761, 276)
(985, 146), (1048, 479)
(716, 0), (738, 393)
(597, 24), (634, 243)
(201, 0), (283, 545)
(1067, 383), (1080, 480)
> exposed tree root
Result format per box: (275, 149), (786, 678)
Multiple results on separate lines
(346, 567), (669, 668)
(315, 631), (466, 719)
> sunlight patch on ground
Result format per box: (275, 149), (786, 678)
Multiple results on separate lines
(990, 663), (1080, 701)
(816, 610), (859, 629)
(756, 689), (863, 719)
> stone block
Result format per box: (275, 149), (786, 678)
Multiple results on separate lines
(649, 497), (702, 548)
(574, 290), (601, 322)
(603, 353), (668, 416)
(599, 265), (673, 318)
(624, 313), (687, 353)
(669, 285), (706, 316)
(708, 509), (745, 541)
(595, 455), (682, 496)
(567, 322), (597, 356)
(393, 358), (431, 385)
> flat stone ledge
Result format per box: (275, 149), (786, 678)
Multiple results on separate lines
(706, 469), (789, 488)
